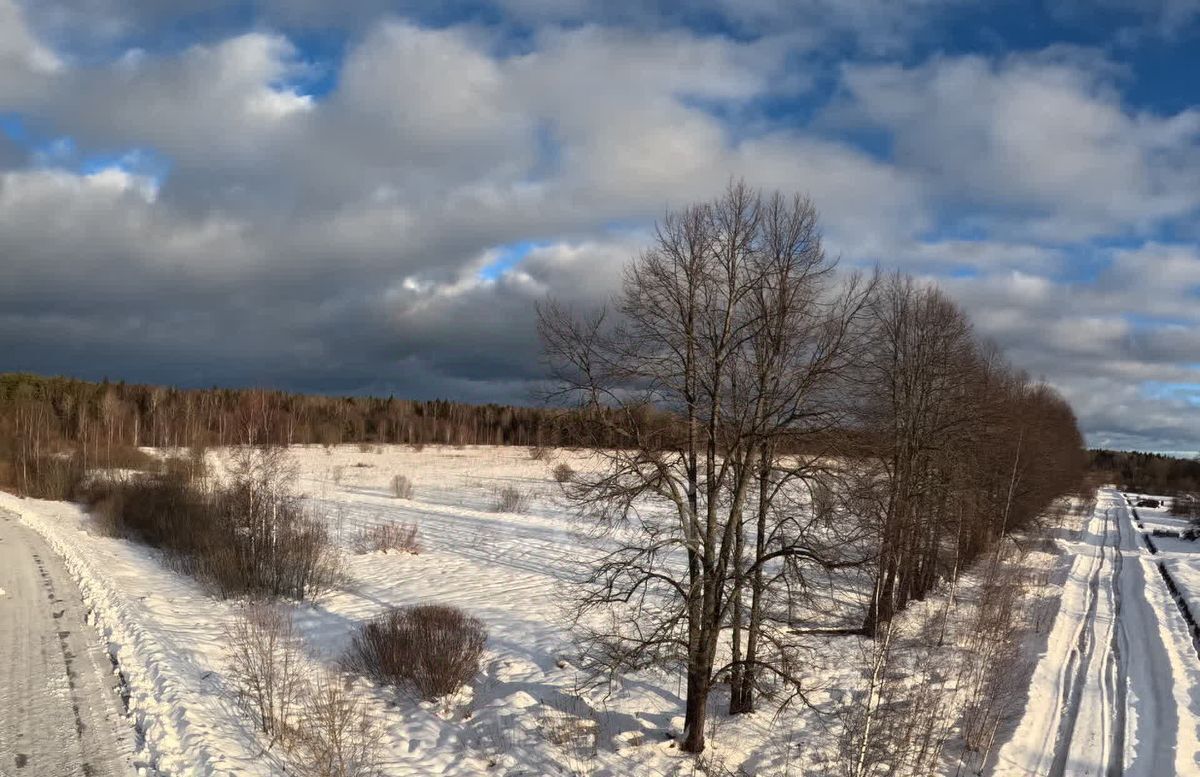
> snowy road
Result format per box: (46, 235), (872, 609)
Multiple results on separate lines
(0, 509), (132, 777)
(994, 488), (1199, 776)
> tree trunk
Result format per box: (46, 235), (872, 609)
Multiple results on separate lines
(728, 504), (746, 714)
(682, 653), (711, 752)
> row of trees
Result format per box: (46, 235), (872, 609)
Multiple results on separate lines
(857, 280), (1085, 635)
(539, 181), (1085, 753)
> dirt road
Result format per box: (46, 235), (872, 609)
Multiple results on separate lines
(0, 508), (133, 777)
(993, 489), (1190, 776)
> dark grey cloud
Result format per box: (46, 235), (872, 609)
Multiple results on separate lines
(3, 0), (1200, 452)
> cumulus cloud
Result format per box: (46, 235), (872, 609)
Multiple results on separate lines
(0, 0), (60, 102)
(837, 51), (1200, 240)
(2, 2), (1200, 451)
(939, 242), (1200, 450)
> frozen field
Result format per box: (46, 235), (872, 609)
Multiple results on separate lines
(0, 445), (1092, 776)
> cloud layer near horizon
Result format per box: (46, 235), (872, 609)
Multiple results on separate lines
(2, 0), (1200, 451)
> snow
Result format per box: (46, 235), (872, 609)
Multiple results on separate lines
(3, 446), (798, 776)
(0, 445), (1136, 776)
(993, 488), (1200, 776)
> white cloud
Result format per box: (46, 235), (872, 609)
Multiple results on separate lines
(838, 52), (1200, 239)
(0, 0), (61, 101)
(35, 33), (314, 164)
(3, 7), (1200, 449)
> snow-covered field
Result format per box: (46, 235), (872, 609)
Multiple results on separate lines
(0, 445), (1110, 775)
(3, 446), (821, 776)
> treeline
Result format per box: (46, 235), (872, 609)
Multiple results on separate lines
(1089, 448), (1200, 494)
(0, 372), (582, 492)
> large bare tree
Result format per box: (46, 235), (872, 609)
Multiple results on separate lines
(539, 181), (871, 752)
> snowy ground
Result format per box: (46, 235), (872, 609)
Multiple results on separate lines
(993, 488), (1200, 776)
(2, 446), (832, 776)
(0, 446), (1131, 776)
(1128, 496), (1200, 621)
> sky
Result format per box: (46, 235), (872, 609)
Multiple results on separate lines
(1, 1), (1199, 452)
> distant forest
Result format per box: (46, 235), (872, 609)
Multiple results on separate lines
(0, 371), (568, 460)
(1089, 448), (1200, 494)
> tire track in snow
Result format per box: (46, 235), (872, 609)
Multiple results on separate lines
(1042, 490), (1188, 777)
(1106, 504), (1126, 777)
(1047, 506), (1113, 777)
(0, 510), (134, 777)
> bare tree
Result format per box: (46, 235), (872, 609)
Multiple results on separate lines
(857, 275), (981, 635)
(224, 604), (303, 745)
(539, 181), (870, 752)
(855, 273), (1086, 638)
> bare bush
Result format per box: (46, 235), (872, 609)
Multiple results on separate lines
(82, 466), (206, 546)
(224, 605), (303, 743)
(84, 447), (340, 601)
(390, 474), (413, 499)
(493, 486), (529, 514)
(93, 445), (158, 471)
(15, 453), (86, 500)
(344, 605), (487, 699)
(161, 452), (202, 483)
(528, 445), (549, 461)
(291, 670), (380, 777)
(352, 523), (420, 555)
(551, 463), (575, 484)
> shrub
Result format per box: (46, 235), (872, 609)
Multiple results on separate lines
(85, 447), (340, 601)
(352, 523), (420, 555)
(552, 463), (575, 484)
(94, 445), (157, 471)
(344, 605), (487, 699)
(291, 669), (380, 777)
(82, 466), (204, 546)
(390, 474), (413, 499)
(493, 486), (529, 514)
(161, 452), (205, 483)
(224, 605), (303, 743)
(529, 446), (549, 461)
(12, 453), (86, 500)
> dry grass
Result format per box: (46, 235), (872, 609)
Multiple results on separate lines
(493, 485), (530, 514)
(290, 670), (380, 777)
(352, 522), (421, 555)
(390, 474), (414, 499)
(224, 604), (303, 744)
(537, 701), (598, 777)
